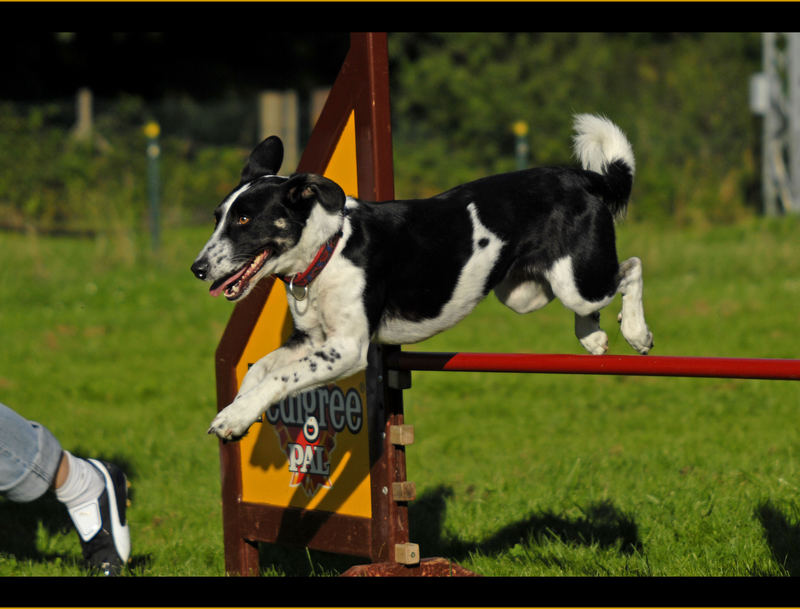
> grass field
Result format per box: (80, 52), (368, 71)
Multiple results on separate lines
(0, 216), (798, 578)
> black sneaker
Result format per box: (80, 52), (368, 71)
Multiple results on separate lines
(67, 459), (131, 575)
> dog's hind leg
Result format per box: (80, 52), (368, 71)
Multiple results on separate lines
(616, 257), (653, 354)
(544, 256), (617, 355)
(494, 276), (555, 314)
(495, 268), (610, 355)
(574, 311), (609, 355)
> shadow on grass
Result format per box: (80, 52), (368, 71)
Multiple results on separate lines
(756, 500), (800, 576)
(0, 492), (73, 562)
(258, 543), (366, 576)
(256, 484), (642, 575)
(409, 485), (643, 561)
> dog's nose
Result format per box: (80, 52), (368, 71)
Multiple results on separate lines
(191, 259), (209, 280)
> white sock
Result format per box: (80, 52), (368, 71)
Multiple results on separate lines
(55, 451), (105, 541)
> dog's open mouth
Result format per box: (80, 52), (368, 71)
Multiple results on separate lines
(209, 249), (271, 300)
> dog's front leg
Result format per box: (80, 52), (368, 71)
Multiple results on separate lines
(207, 331), (314, 440)
(208, 334), (369, 441)
(237, 330), (314, 396)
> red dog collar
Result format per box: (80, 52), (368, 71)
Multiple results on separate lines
(276, 231), (342, 300)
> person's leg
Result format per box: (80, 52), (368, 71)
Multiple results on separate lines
(0, 402), (63, 502)
(53, 451), (69, 488)
(0, 402), (104, 506)
(0, 402), (130, 573)
(54, 451), (105, 528)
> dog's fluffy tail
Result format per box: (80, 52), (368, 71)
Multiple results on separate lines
(572, 114), (635, 218)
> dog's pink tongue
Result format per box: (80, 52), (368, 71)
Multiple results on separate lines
(209, 267), (247, 297)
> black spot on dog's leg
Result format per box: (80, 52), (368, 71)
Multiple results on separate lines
(478, 237), (489, 248)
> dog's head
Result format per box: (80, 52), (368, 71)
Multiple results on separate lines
(191, 136), (346, 301)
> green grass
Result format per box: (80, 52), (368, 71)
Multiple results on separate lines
(0, 217), (798, 576)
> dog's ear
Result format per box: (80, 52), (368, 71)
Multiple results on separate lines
(285, 173), (345, 214)
(240, 136), (284, 183)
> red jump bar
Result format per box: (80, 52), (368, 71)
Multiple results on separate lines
(385, 352), (800, 381)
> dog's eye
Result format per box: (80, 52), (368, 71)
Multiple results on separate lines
(237, 215), (251, 226)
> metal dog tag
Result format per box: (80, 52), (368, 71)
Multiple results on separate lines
(288, 277), (308, 301)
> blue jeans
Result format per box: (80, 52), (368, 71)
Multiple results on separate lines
(0, 402), (63, 502)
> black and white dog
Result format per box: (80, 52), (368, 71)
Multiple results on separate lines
(192, 114), (653, 440)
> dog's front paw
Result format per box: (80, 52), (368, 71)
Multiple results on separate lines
(208, 405), (256, 441)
